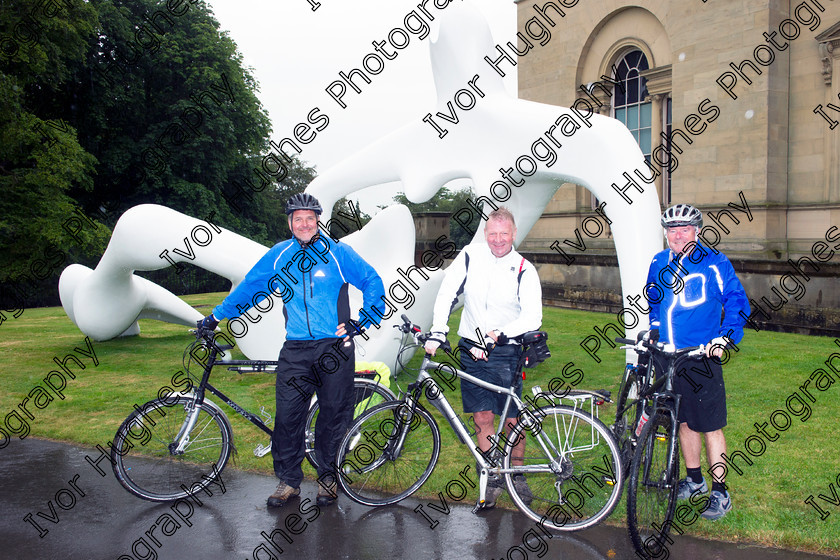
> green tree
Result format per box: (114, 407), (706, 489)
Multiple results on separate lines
(66, 0), (290, 242)
(1, 0), (317, 307)
(326, 197), (371, 239)
(0, 0), (106, 288)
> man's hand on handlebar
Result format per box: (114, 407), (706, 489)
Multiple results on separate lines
(197, 314), (219, 333)
(424, 332), (446, 356)
(704, 336), (730, 358)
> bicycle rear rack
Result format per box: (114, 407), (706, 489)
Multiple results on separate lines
(530, 386), (611, 420)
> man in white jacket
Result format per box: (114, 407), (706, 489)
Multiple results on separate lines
(424, 206), (543, 507)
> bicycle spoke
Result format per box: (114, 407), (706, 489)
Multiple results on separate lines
(627, 412), (679, 556)
(304, 378), (396, 470)
(336, 401), (440, 506)
(504, 406), (623, 531)
(111, 397), (232, 502)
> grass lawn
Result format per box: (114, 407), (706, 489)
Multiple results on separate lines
(1, 294), (839, 556)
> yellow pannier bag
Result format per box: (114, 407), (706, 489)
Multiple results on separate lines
(353, 360), (393, 415)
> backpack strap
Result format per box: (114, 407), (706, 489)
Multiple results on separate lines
(516, 257), (526, 296)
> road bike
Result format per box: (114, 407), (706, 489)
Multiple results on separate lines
(612, 336), (706, 556)
(110, 328), (394, 501)
(333, 315), (624, 531)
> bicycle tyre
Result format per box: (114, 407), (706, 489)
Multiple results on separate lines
(627, 410), (680, 558)
(613, 365), (643, 476)
(111, 395), (233, 502)
(504, 406), (624, 531)
(304, 378), (397, 470)
(335, 400), (440, 506)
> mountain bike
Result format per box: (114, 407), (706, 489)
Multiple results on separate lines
(333, 315), (624, 531)
(613, 336), (706, 557)
(110, 328), (394, 501)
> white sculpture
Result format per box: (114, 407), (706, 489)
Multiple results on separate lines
(59, 1), (661, 363)
(59, 204), (427, 361)
(308, 2), (663, 339)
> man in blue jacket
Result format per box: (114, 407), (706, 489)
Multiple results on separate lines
(645, 203), (750, 520)
(198, 193), (386, 507)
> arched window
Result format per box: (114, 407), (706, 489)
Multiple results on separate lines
(612, 50), (652, 163)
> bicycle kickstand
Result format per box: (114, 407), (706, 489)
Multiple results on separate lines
(472, 464), (491, 514)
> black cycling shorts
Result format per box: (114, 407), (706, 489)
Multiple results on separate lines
(654, 354), (727, 433)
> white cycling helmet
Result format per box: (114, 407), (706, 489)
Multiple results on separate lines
(661, 204), (703, 228)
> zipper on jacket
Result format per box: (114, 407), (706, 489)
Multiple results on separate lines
(303, 268), (314, 338)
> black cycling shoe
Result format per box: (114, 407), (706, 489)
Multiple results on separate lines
(317, 479), (338, 507)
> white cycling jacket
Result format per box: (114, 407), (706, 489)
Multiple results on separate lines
(431, 242), (542, 342)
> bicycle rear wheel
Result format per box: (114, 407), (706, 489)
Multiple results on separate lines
(504, 406), (623, 531)
(304, 378), (397, 469)
(627, 410), (679, 557)
(613, 364), (643, 476)
(111, 396), (233, 502)
(335, 400), (440, 506)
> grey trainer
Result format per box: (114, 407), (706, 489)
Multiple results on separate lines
(511, 474), (533, 506)
(701, 490), (732, 520)
(676, 477), (708, 501)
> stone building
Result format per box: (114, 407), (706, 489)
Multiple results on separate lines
(513, 0), (840, 334)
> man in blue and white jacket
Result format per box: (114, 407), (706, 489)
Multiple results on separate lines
(645, 203), (750, 520)
(198, 193), (386, 508)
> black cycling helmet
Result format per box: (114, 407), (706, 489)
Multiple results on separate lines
(285, 193), (322, 216)
(661, 203), (702, 228)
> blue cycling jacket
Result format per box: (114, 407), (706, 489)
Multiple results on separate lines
(212, 234), (386, 341)
(646, 243), (750, 348)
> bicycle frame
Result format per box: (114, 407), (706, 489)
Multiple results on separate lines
(175, 330), (387, 455)
(616, 339), (705, 492)
(173, 336), (275, 453)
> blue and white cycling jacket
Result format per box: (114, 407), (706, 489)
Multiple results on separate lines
(646, 243), (750, 348)
(213, 234), (386, 341)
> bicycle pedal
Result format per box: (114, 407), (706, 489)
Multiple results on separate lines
(254, 443), (271, 457)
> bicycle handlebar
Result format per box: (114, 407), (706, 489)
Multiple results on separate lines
(395, 314), (539, 356)
(615, 336), (706, 358)
(193, 316), (367, 348)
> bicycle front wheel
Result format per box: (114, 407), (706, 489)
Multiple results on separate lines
(111, 396), (233, 502)
(335, 400), (440, 506)
(304, 378), (397, 469)
(627, 410), (679, 557)
(504, 406), (624, 531)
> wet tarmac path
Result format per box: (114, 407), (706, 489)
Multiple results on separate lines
(1, 438), (836, 560)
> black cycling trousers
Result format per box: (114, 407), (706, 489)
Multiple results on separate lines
(271, 337), (355, 487)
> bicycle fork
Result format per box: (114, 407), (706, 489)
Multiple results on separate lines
(171, 398), (202, 455)
(642, 407), (679, 490)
